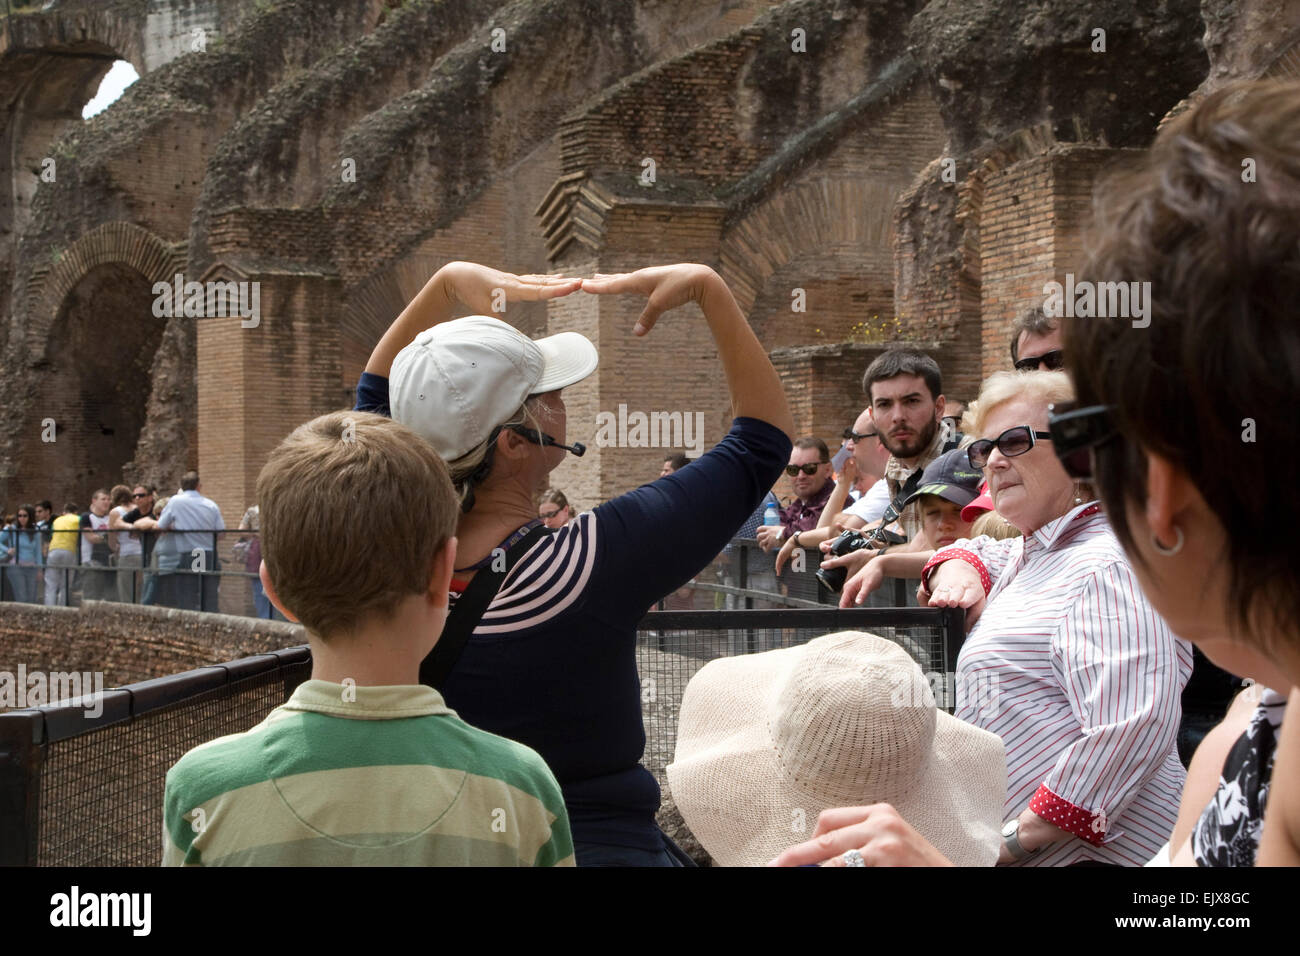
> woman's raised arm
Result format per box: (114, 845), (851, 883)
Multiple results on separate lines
(581, 265), (793, 438)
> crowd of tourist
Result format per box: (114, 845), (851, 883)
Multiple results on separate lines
(16, 80), (1298, 867)
(1, 473), (243, 613)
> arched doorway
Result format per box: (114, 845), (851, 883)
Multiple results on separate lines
(16, 262), (166, 507)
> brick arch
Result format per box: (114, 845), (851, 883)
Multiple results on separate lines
(720, 177), (900, 317)
(341, 252), (444, 385)
(0, 5), (148, 74)
(27, 222), (185, 358)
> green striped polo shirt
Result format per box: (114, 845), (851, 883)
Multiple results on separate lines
(162, 680), (574, 866)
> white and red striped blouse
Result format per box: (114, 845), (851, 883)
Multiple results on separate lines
(935, 502), (1193, 866)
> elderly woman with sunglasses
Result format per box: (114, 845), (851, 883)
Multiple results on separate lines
(925, 370), (1192, 866)
(775, 369), (1191, 868)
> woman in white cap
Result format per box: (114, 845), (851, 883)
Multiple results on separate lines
(355, 260), (793, 865)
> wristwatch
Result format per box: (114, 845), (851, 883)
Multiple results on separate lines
(1001, 818), (1038, 860)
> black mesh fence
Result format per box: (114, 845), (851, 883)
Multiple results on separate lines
(0, 646), (310, 866)
(661, 538), (921, 611)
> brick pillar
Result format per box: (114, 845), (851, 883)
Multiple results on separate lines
(771, 343), (884, 442)
(540, 179), (735, 506)
(978, 145), (1142, 379)
(893, 160), (984, 406)
(195, 265), (342, 613)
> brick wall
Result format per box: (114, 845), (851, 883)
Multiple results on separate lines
(772, 342), (882, 445)
(0, 601), (304, 697)
(194, 267), (343, 540)
(560, 32), (767, 184)
(979, 144), (1143, 381)
(11, 261), (167, 509)
(979, 153), (1056, 378)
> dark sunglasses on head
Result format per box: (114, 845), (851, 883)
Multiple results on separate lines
(842, 427), (877, 442)
(967, 426), (1053, 469)
(1014, 349), (1065, 373)
(1047, 402), (1118, 479)
(785, 461), (829, 477)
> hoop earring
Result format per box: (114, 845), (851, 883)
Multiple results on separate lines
(1151, 526), (1184, 557)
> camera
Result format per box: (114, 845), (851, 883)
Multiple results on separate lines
(813, 527), (908, 593)
(815, 529), (873, 593)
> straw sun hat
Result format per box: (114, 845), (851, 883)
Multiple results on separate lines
(667, 631), (1007, 866)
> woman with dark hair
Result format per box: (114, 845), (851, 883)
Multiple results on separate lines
(2, 504), (43, 603)
(772, 79), (1300, 868)
(355, 261), (793, 865)
(1051, 79), (1300, 866)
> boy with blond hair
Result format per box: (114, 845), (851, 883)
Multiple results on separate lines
(162, 411), (573, 866)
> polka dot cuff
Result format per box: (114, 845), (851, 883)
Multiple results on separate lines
(1029, 784), (1108, 846)
(920, 548), (991, 596)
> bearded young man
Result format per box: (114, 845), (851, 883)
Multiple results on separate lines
(774, 350), (956, 575)
(860, 349), (956, 546)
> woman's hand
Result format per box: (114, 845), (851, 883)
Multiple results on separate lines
(580, 264), (718, 335)
(921, 560), (987, 629)
(437, 262), (582, 316)
(768, 805), (954, 867)
(995, 810), (1071, 863)
(841, 557), (886, 608)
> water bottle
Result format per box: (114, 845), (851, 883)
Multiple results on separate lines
(763, 502), (780, 526)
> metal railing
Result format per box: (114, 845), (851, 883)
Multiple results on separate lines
(658, 537), (919, 611)
(0, 646), (312, 866)
(5, 530), (920, 618)
(1, 528), (284, 618)
(0, 606), (963, 866)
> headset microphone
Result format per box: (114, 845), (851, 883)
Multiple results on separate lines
(508, 424), (586, 458)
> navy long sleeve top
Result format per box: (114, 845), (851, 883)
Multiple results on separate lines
(356, 372), (791, 849)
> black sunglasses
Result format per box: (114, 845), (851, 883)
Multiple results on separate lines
(538, 508), (562, 519)
(842, 427), (877, 442)
(785, 461), (829, 477)
(1014, 349), (1065, 373)
(1047, 402), (1118, 479)
(967, 426), (1053, 469)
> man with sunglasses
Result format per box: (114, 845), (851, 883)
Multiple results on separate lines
(755, 437), (834, 552)
(1010, 306), (1065, 373)
(774, 409), (896, 573)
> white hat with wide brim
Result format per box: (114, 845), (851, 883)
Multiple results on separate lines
(667, 631), (1006, 867)
(390, 316), (598, 460)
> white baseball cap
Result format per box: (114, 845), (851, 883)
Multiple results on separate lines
(390, 316), (599, 460)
